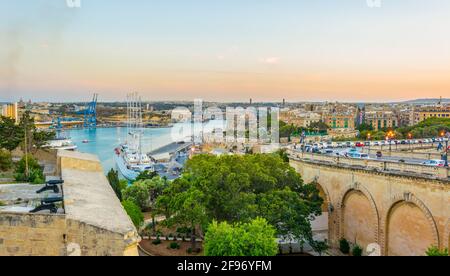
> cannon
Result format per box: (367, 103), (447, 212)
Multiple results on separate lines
(30, 197), (63, 214)
(36, 180), (64, 194)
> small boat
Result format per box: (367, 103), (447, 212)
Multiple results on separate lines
(82, 140), (89, 144)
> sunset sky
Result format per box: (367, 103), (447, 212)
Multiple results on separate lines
(1, 0), (450, 102)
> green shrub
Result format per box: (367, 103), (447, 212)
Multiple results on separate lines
(352, 244), (363, 256)
(152, 238), (162, 245)
(169, 242), (180, 250)
(186, 247), (193, 254)
(14, 154), (44, 184)
(0, 201), (5, 206)
(121, 200), (144, 228)
(339, 238), (350, 254)
(0, 149), (13, 171)
(176, 227), (192, 234)
(426, 246), (449, 256)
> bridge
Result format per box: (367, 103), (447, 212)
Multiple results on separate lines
(288, 150), (450, 256)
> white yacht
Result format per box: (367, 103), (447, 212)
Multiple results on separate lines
(114, 93), (155, 181)
(44, 137), (78, 151)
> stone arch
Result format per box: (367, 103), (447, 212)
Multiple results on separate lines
(338, 183), (380, 252)
(384, 192), (439, 256)
(313, 182), (332, 241)
(444, 219), (450, 251)
(315, 182), (331, 213)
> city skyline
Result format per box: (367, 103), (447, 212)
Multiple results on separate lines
(1, 0), (450, 102)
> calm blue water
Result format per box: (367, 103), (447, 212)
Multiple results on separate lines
(65, 120), (225, 173)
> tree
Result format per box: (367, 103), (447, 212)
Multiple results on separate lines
(275, 149), (290, 163)
(33, 130), (56, 149)
(426, 246), (449, 256)
(122, 181), (151, 211)
(0, 112), (55, 153)
(122, 200), (144, 229)
(107, 169), (127, 201)
(0, 116), (23, 151)
(14, 154), (44, 184)
(357, 123), (373, 132)
(156, 154), (323, 250)
(0, 149), (13, 171)
(134, 170), (158, 182)
(309, 121), (329, 132)
(204, 218), (278, 256)
(160, 185), (208, 251)
(140, 177), (169, 234)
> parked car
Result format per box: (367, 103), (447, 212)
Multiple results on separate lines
(320, 149), (334, 154)
(347, 152), (370, 159)
(376, 151), (383, 158)
(422, 160), (446, 167)
(355, 142), (365, 147)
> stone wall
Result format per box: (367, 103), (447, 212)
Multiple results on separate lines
(0, 213), (66, 256)
(64, 219), (138, 256)
(290, 158), (450, 256)
(0, 213), (139, 256)
(0, 150), (140, 256)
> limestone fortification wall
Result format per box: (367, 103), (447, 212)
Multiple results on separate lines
(0, 213), (66, 256)
(0, 150), (139, 256)
(290, 158), (450, 256)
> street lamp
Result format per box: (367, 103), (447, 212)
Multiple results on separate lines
(387, 131), (395, 152)
(441, 131), (448, 167)
(408, 133), (413, 151)
(367, 133), (371, 154)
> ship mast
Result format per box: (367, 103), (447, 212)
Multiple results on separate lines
(126, 92), (144, 163)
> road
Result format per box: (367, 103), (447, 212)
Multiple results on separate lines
(296, 147), (433, 165)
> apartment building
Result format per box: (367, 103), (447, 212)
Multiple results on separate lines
(365, 110), (399, 130)
(1, 103), (19, 123)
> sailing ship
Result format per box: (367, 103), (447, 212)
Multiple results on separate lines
(114, 93), (155, 180)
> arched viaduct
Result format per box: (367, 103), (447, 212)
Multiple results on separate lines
(290, 157), (450, 256)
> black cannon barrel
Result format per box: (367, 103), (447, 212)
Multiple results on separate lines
(46, 180), (64, 185)
(41, 197), (64, 204)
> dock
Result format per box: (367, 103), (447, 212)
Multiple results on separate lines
(149, 141), (193, 156)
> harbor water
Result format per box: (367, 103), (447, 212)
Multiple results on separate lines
(65, 120), (225, 174)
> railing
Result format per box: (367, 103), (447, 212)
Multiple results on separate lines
(361, 148), (442, 160)
(288, 150), (449, 181)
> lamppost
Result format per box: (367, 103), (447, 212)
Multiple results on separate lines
(408, 133), (413, 151)
(367, 133), (371, 155)
(387, 131), (395, 152)
(441, 131), (448, 167)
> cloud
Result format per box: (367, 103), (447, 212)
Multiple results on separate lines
(259, 57), (280, 65)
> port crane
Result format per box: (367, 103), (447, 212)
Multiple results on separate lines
(80, 93), (98, 128)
